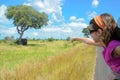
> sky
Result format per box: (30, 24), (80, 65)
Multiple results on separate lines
(0, 0), (120, 39)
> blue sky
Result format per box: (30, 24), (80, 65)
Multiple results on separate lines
(0, 0), (120, 39)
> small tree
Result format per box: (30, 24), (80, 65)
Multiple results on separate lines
(5, 5), (48, 44)
(66, 37), (70, 41)
(4, 36), (15, 44)
(82, 27), (89, 38)
(47, 37), (54, 42)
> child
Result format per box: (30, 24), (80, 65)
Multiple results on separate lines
(71, 13), (120, 80)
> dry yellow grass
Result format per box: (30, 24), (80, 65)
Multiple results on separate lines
(0, 41), (96, 80)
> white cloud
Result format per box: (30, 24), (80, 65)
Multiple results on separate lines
(61, 16), (87, 28)
(65, 22), (87, 28)
(41, 15), (87, 34)
(87, 11), (97, 20)
(7, 27), (17, 35)
(26, 0), (64, 23)
(0, 5), (7, 17)
(40, 15), (87, 38)
(47, 20), (53, 25)
(42, 27), (61, 32)
(51, 13), (62, 22)
(70, 16), (77, 21)
(32, 32), (39, 36)
(42, 26), (72, 33)
(0, 5), (10, 23)
(62, 28), (72, 33)
(92, 0), (99, 7)
(70, 16), (85, 22)
(23, 3), (31, 6)
(0, 5), (16, 38)
(0, 26), (17, 35)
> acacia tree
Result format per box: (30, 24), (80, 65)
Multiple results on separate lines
(5, 5), (48, 44)
(82, 27), (89, 38)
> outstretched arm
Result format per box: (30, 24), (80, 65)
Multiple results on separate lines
(71, 37), (102, 46)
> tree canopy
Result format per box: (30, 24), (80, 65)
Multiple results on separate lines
(82, 27), (90, 38)
(5, 5), (48, 44)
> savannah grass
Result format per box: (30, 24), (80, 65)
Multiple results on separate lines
(0, 40), (96, 80)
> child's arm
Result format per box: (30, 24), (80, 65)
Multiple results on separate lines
(71, 37), (102, 46)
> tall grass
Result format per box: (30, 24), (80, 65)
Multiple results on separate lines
(0, 40), (96, 80)
(0, 40), (70, 69)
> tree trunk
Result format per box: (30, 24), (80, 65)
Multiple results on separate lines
(16, 26), (29, 45)
(18, 32), (24, 45)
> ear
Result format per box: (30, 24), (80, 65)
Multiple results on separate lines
(97, 29), (102, 36)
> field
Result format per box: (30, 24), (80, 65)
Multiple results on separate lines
(0, 40), (96, 80)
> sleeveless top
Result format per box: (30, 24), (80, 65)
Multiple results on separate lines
(103, 40), (120, 73)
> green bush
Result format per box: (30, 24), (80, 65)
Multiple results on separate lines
(47, 37), (55, 42)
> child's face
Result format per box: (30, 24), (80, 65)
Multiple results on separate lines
(89, 24), (102, 42)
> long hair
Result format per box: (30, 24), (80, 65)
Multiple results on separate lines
(100, 13), (116, 46)
(90, 13), (118, 46)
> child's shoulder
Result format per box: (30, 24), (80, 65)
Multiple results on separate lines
(108, 40), (120, 48)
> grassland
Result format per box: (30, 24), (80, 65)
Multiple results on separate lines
(0, 40), (96, 80)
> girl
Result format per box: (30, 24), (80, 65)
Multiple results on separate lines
(72, 13), (120, 80)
